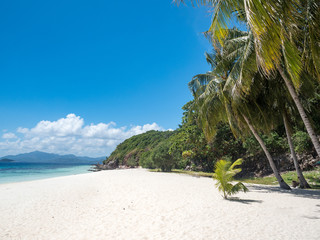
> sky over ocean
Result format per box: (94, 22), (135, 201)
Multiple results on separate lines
(0, 0), (214, 156)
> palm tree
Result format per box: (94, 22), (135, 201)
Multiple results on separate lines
(190, 33), (291, 189)
(176, 0), (319, 80)
(283, 112), (311, 188)
(244, 70), (311, 188)
(213, 158), (248, 199)
(175, 0), (320, 158)
(278, 68), (320, 158)
(220, 28), (311, 188)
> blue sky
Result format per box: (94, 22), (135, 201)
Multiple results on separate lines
(0, 0), (213, 156)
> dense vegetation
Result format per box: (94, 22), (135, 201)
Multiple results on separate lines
(107, 101), (244, 172)
(107, 0), (320, 189)
(107, 97), (320, 175)
(106, 130), (174, 168)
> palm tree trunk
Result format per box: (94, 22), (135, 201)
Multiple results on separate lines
(279, 68), (320, 158)
(242, 114), (291, 190)
(282, 113), (311, 188)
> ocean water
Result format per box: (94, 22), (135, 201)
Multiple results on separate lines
(0, 162), (93, 184)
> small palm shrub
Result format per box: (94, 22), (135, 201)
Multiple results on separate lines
(213, 159), (248, 199)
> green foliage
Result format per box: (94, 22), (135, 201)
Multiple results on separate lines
(175, 158), (189, 170)
(169, 101), (217, 171)
(126, 156), (138, 168)
(182, 150), (194, 159)
(211, 123), (245, 162)
(307, 85), (320, 133)
(243, 131), (288, 155)
(292, 131), (312, 153)
(139, 151), (155, 169)
(177, 0), (320, 190)
(106, 91), (319, 177)
(104, 1), (320, 183)
(108, 130), (174, 166)
(213, 159), (248, 199)
(106, 105), (319, 176)
(264, 132), (288, 153)
(242, 136), (261, 155)
(151, 141), (177, 172)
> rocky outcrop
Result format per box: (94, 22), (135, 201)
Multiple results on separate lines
(105, 160), (118, 169)
(295, 153), (319, 170)
(90, 160), (119, 172)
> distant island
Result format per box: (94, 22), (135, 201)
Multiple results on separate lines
(0, 158), (15, 162)
(0, 151), (105, 164)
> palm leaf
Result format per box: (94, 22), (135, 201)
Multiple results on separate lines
(213, 159), (248, 199)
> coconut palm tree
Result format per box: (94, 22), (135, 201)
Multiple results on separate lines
(190, 32), (291, 189)
(191, 72), (291, 190)
(175, 0), (320, 158)
(245, 71), (311, 188)
(216, 28), (311, 188)
(282, 112), (311, 188)
(176, 0), (319, 80)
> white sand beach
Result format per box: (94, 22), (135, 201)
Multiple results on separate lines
(0, 169), (319, 240)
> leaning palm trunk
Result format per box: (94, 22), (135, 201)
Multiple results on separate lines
(279, 68), (320, 158)
(282, 113), (311, 188)
(242, 114), (291, 190)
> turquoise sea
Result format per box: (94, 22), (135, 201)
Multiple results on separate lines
(0, 162), (93, 184)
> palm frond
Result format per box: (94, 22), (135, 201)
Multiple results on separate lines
(213, 159), (248, 199)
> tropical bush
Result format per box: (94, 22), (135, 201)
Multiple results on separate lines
(213, 159), (248, 199)
(126, 156), (138, 168)
(263, 132), (288, 153)
(243, 132), (288, 155)
(152, 141), (176, 172)
(139, 151), (155, 169)
(292, 131), (312, 154)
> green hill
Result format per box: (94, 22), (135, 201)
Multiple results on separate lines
(107, 130), (175, 167)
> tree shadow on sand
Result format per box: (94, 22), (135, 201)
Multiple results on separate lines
(227, 197), (263, 204)
(301, 215), (320, 219)
(249, 185), (320, 200)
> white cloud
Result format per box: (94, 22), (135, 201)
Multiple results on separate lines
(2, 132), (17, 139)
(0, 114), (167, 157)
(22, 113), (84, 137)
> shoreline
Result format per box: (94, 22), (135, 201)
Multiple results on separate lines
(0, 169), (95, 186)
(1, 169), (319, 240)
(0, 164), (93, 185)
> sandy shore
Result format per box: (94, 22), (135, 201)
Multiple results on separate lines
(0, 169), (319, 240)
